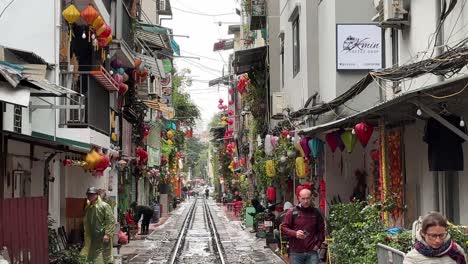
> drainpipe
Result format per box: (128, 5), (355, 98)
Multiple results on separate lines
(433, 0), (444, 212)
(44, 153), (57, 207)
(54, 0), (61, 141)
(0, 102), (4, 199)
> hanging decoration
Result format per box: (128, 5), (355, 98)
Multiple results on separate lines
(378, 120), (389, 226)
(237, 74), (249, 94)
(80, 5), (99, 25)
(293, 135), (306, 157)
(227, 119), (234, 126)
(228, 100), (234, 106)
(228, 88), (234, 95)
(325, 132), (340, 153)
(387, 129), (404, 225)
(228, 110), (234, 116)
(295, 157), (307, 178)
(308, 138), (324, 159)
(218, 98), (224, 104)
(341, 131), (357, 153)
(266, 186), (276, 202)
(319, 179), (326, 213)
(265, 160), (275, 177)
(300, 137), (311, 158)
(264, 134), (273, 156)
(136, 147), (148, 167)
(354, 122), (374, 148)
(62, 4), (81, 41)
(271, 136), (279, 149)
(91, 15), (104, 30)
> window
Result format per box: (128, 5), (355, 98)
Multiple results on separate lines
(13, 105), (22, 133)
(292, 17), (300, 77)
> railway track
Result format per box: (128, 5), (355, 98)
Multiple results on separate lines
(168, 197), (226, 264)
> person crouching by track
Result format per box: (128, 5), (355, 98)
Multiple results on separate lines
(130, 202), (154, 235)
(281, 189), (325, 264)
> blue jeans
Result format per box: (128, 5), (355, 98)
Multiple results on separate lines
(290, 251), (319, 264)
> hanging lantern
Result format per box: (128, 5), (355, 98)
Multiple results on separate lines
(294, 136), (305, 157)
(95, 154), (110, 174)
(308, 138), (324, 159)
(264, 135), (273, 156)
(295, 157), (307, 178)
(218, 98), (224, 104)
(113, 74), (123, 84)
(91, 15), (104, 30)
(99, 26), (112, 39)
(62, 4), (81, 24)
(167, 139), (173, 145)
(167, 130), (175, 138)
(103, 35), (113, 47)
(281, 130), (290, 138)
(228, 100), (234, 105)
(271, 136), (279, 149)
(228, 88), (234, 95)
(117, 68), (125, 75)
(228, 110), (234, 116)
(300, 137), (311, 158)
(122, 73), (129, 82)
(341, 130), (358, 153)
(218, 104), (224, 110)
(134, 59), (142, 69)
(266, 186), (276, 202)
(118, 83), (128, 95)
(354, 122), (374, 148)
(265, 160), (275, 177)
(111, 59), (124, 70)
(227, 119), (234, 126)
(325, 132), (339, 153)
(81, 5), (99, 25)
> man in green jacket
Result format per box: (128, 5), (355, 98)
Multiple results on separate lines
(81, 187), (115, 264)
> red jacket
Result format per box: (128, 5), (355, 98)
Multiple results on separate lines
(281, 205), (325, 253)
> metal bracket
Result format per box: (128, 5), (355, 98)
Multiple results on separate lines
(412, 101), (468, 142)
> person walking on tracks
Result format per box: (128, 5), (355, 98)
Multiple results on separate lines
(281, 189), (325, 264)
(81, 187), (116, 264)
(403, 212), (466, 264)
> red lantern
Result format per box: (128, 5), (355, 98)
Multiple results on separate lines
(99, 26), (112, 39)
(228, 110), (234, 116)
(228, 100), (234, 105)
(325, 132), (339, 153)
(354, 122), (374, 148)
(227, 119), (234, 126)
(95, 154), (110, 173)
(218, 98), (224, 104)
(267, 186), (276, 202)
(228, 88), (234, 95)
(118, 83), (128, 95)
(218, 104), (223, 110)
(281, 130), (289, 138)
(81, 5), (99, 25)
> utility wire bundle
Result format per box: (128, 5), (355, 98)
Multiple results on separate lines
(291, 40), (468, 118)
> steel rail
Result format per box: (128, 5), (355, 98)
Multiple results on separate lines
(168, 198), (198, 264)
(203, 198), (226, 264)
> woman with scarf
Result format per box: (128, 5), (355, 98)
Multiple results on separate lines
(404, 212), (466, 264)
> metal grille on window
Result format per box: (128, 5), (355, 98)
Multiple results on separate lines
(13, 105), (22, 133)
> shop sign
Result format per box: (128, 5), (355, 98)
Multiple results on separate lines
(336, 24), (382, 70)
(252, 0), (266, 16)
(148, 146), (161, 167)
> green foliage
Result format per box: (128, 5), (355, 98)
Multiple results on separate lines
(329, 202), (386, 264)
(172, 68), (200, 127)
(448, 224), (468, 252)
(244, 70), (267, 135)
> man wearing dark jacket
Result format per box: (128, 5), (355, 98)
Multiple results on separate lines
(130, 202), (154, 235)
(281, 189), (325, 264)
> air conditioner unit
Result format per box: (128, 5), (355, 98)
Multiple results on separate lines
(372, 0), (409, 28)
(158, 0), (166, 11)
(272, 92), (285, 116)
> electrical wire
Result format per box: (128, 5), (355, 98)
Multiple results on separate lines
(172, 6), (235, 17)
(0, 0), (15, 20)
(423, 81), (468, 99)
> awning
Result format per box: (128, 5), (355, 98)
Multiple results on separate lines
(133, 52), (166, 78)
(135, 28), (170, 50)
(299, 74), (468, 136)
(144, 100), (175, 119)
(0, 62), (23, 87)
(110, 39), (136, 68)
(27, 79), (81, 97)
(232, 46), (267, 74)
(89, 66), (119, 92)
(0, 46), (49, 68)
(0, 81), (30, 107)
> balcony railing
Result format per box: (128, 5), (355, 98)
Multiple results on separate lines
(59, 73), (110, 135)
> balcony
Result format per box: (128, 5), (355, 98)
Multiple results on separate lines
(59, 72), (111, 136)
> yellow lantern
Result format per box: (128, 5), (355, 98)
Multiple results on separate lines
(167, 139), (173, 145)
(62, 4), (81, 24)
(111, 132), (117, 142)
(295, 157), (307, 178)
(167, 130), (175, 138)
(265, 160), (275, 177)
(96, 23), (108, 37)
(91, 16), (104, 30)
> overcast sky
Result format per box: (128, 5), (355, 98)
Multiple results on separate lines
(163, 0), (240, 132)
